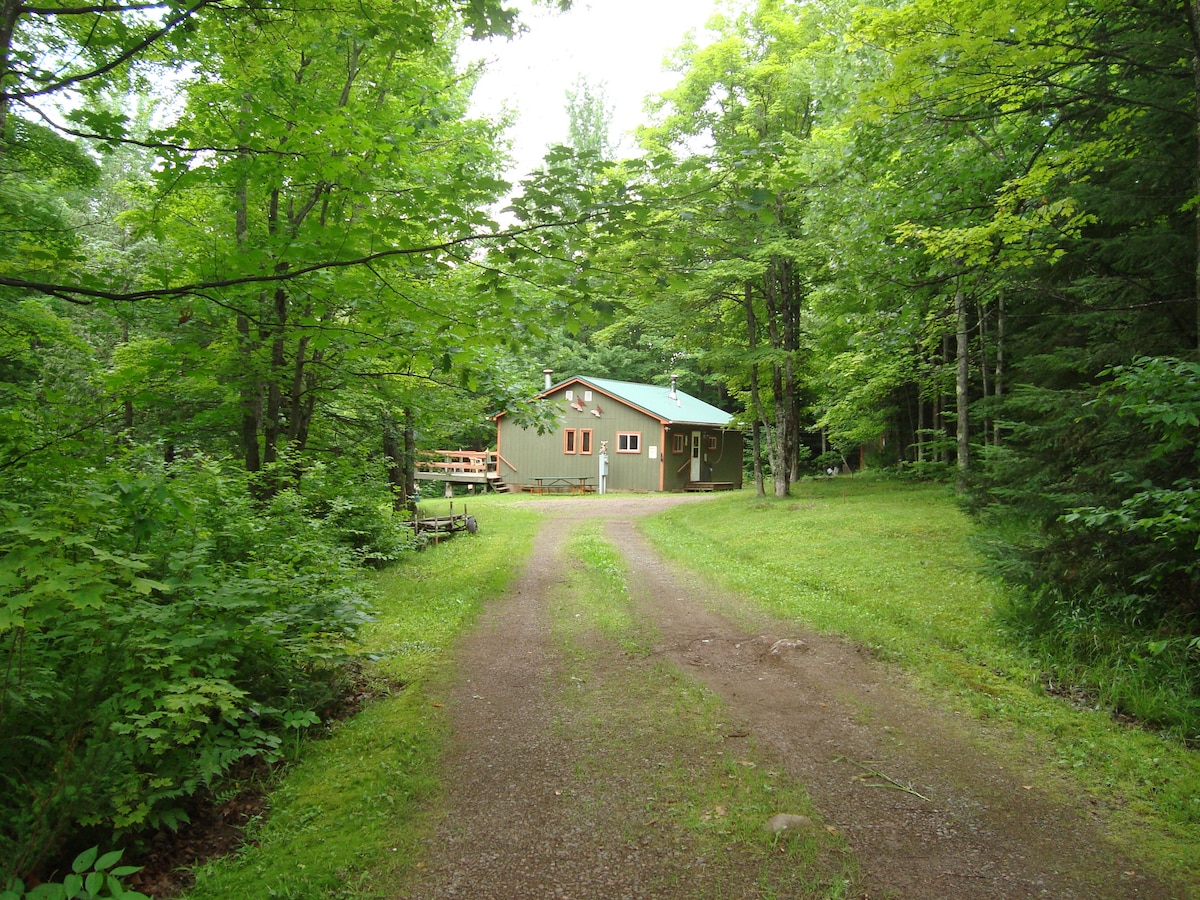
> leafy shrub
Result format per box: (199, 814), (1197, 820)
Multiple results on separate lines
(1, 846), (148, 900)
(0, 450), (385, 882)
(981, 356), (1200, 741)
(288, 456), (416, 563)
(1061, 357), (1200, 604)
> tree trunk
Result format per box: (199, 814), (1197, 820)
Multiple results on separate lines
(743, 281), (766, 497)
(262, 184), (286, 469)
(932, 392), (941, 463)
(382, 407), (418, 512)
(978, 298), (991, 444)
(234, 161), (262, 474)
(1188, 0), (1200, 352)
(285, 327), (312, 448)
(262, 284), (287, 468)
(994, 293), (1005, 447)
(955, 283), (970, 492)
(751, 419), (764, 496)
(763, 256), (800, 498)
(916, 375), (926, 463)
(285, 349), (308, 445)
(383, 412), (406, 511)
(939, 332), (952, 463)
(771, 379), (790, 498)
(789, 390), (803, 483)
(0, 0), (21, 141)
(402, 407), (417, 510)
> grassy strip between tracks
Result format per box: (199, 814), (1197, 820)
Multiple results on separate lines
(548, 523), (861, 900)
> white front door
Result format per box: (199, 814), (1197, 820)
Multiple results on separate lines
(690, 431), (702, 482)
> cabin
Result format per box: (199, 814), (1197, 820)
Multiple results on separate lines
(493, 374), (743, 493)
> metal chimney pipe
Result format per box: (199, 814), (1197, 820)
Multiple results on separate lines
(543, 369), (553, 391)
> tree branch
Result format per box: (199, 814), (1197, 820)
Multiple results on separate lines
(0, 409), (122, 471)
(15, 98), (305, 157)
(11, 0), (217, 102)
(0, 214), (611, 304)
(23, 1), (169, 14)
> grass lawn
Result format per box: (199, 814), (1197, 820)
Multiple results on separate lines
(639, 475), (1200, 885)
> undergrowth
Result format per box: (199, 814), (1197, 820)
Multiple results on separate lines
(180, 502), (540, 900)
(970, 355), (1200, 743)
(0, 451), (413, 883)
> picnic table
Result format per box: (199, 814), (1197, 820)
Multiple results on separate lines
(530, 475), (594, 494)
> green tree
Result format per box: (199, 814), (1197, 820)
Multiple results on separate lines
(630, 0), (856, 496)
(565, 75), (615, 161)
(813, 0), (1199, 722)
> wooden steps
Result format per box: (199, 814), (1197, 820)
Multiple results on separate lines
(684, 481), (738, 492)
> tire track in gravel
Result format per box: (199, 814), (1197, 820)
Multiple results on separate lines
(398, 496), (1185, 900)
(603, 515), (1181, 899)
(397, 496), (726, 900)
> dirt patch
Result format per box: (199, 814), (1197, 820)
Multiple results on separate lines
(398, 496), (1184, 899)
(127, 783), (267, 898)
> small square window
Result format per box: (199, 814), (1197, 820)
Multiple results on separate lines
(617, 432), (641, 453)
(707, 435), (718, 450)
(672, 433), (686, 454)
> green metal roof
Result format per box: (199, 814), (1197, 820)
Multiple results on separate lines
(556, 376), (734, 427)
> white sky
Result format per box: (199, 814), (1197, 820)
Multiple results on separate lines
(461, 0), (724, 183)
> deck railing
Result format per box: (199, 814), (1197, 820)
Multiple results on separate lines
(415, 450), (499, 478)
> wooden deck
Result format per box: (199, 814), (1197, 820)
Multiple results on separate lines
(415, 450), (513, 492)
(683, 481), (738, 492)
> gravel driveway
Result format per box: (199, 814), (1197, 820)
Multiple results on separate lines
(397, 495), (1181, 899)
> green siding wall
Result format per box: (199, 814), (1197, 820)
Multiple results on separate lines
(498, 386), (661, 491)
(497, 385), (743, 492)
